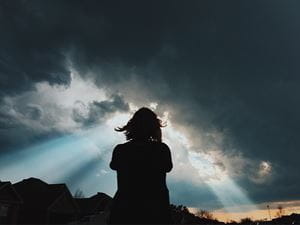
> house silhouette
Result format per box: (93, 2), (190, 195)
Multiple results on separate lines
(13, 178), (79, 224)
(75, 192), (111, 218)
(75, 192), (112, 224)
(0, 181), (23, 224)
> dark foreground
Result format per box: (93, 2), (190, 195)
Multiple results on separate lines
(1, 178), (299, 225)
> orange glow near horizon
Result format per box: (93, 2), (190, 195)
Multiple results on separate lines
(189, 200), (300, 222)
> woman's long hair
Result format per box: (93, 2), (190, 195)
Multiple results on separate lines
(115, 107), (165, 142)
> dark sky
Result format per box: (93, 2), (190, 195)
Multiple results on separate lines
(1, 0), (300, 212)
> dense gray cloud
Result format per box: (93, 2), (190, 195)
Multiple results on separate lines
(0, 95), (65, 153)
(0, 86), (130, 155)
(72, 94), (129, 126)
(0, 1), (71, 96)
(1, 0), (300, 208)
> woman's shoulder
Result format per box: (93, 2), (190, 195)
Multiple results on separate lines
(160, 142), (170, 148)
(159, 142), (171, 154)
(114, 141), (136, 151)
(153, 141), (170, 149)
(114, 140), (170, 151)
(148, 141), (171, 154)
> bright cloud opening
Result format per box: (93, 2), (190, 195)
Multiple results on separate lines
(0, 71), (259, 217)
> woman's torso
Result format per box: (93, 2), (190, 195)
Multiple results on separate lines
(114, 140), (170, 194)
(108, 140), (173, 224)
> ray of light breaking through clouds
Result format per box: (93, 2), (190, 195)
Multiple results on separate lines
(0, 103), (258, 210)
(163, 117), (258, 212)
(0, 115), (128, 196)
(188, 150), (257, 211)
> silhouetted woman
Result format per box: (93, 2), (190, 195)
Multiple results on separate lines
(108, 107), (173, 224)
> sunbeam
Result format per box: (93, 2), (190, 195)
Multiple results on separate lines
(1, 107), (258, 213)
(162, 116), (258, 213)
(0, 112), (131, 196)
(188, 148), (257, 212)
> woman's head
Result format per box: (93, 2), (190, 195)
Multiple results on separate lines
(115, 107), (165, 142)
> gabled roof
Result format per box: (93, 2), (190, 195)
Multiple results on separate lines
(0, 181), (10, 191)
(48, 183), (80, 213)
(13, 177), (69, 210)
(0, 181), (23, 204)
(75, 192), (112, 215)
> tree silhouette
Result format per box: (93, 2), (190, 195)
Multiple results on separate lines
(240, 217), (253, 224)
(195, 209), (214, 220)
(276, 205), (284, 218)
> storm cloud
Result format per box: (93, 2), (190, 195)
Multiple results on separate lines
(1, 0), (300, 209)
(72, 94), (129, 126)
